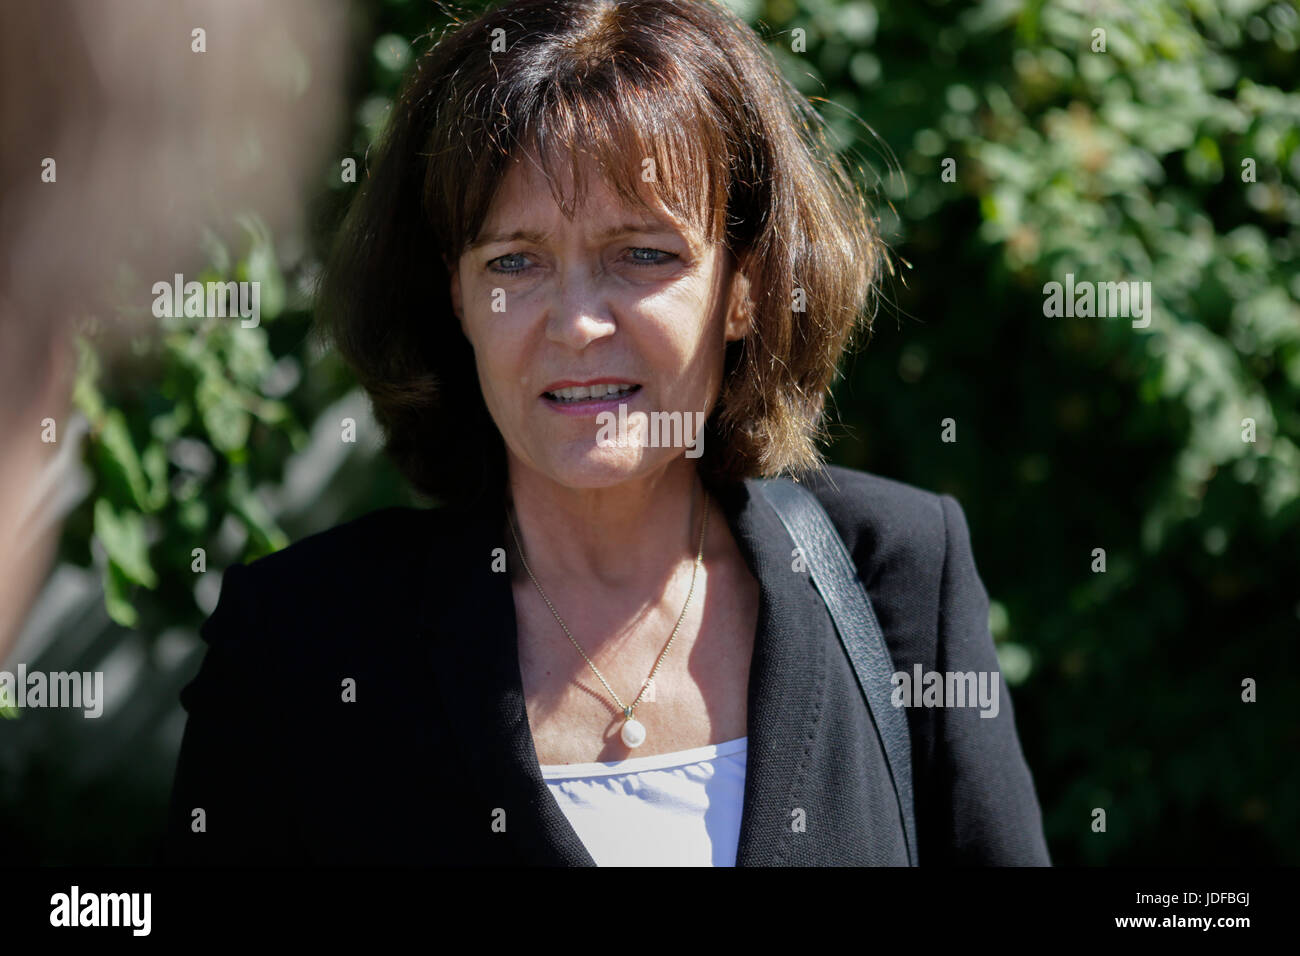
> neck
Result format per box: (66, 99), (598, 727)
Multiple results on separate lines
(506, 457), (706, 592)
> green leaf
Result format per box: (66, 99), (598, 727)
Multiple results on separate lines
(196, 372), (252, 454)
(177, 497), (210, 532)
(142, 441), (170, 513)
(93, 498), (158, 589)
(96, 410), (152, 512)
(224, 324), (274, 387)
(236, 215), (286, 322)
(102, 560), (140, 628)
(71, 336), (106, 427)
(227, 470), (289, 555)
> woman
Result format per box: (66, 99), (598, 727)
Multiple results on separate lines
(163, 0), (1050, 866)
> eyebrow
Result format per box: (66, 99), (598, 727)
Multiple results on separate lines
(466, 219), (684, 252)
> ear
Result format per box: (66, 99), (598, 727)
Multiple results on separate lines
(723, 251), (754, 343)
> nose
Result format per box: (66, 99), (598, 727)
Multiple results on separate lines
(545, 266), (617, 351)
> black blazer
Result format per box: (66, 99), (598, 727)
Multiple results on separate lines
(161, 465), (1051, 865)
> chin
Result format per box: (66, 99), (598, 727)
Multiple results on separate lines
(537, 446), (665, 490)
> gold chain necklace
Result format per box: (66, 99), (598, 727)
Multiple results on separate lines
(506, 487), (709, 749)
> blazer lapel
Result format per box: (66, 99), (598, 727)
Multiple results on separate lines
(722, 479), (836, 866)
(421, 505), (596, 866)
(419, 478), (836, 866)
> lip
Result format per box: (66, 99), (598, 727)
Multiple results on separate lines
(539, 380), (643, 417)
(540, 377), (639, 394)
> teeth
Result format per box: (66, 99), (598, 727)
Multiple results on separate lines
(547, 383), (638, 402)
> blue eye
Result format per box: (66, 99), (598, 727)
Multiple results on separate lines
(628, 248), (677, 266)
(488, 252), (530, 274)
(487, 248), (678, 275)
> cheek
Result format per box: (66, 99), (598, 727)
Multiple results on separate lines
(639, 286), (713, 345)
(464, 315), (533, 408)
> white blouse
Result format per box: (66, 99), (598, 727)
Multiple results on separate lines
(539, 736), (749, 866)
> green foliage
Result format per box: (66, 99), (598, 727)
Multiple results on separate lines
(67, 219), (305, 629)
(781, 0), (1299, 864)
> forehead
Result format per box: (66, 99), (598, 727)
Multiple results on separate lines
(478, 151), (701, 241)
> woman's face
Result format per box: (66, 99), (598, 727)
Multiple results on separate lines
(448, 156), (750, 490)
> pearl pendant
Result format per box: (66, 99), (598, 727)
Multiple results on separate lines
(620, 717), (646, 748)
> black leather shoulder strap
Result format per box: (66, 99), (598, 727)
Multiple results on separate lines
(754, 476), (918, 865)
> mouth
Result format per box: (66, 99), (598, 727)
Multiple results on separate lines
(541, 382), (642, 406)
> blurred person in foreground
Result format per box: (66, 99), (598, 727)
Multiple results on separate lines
(0, 0), (342, 660)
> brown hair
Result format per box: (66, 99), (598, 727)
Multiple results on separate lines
(316, 0), (881, 505)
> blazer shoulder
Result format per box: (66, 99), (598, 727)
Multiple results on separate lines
(798, 464), (952, 585)
(199, 504), (468, 649)
(240, 504), (443, 584)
